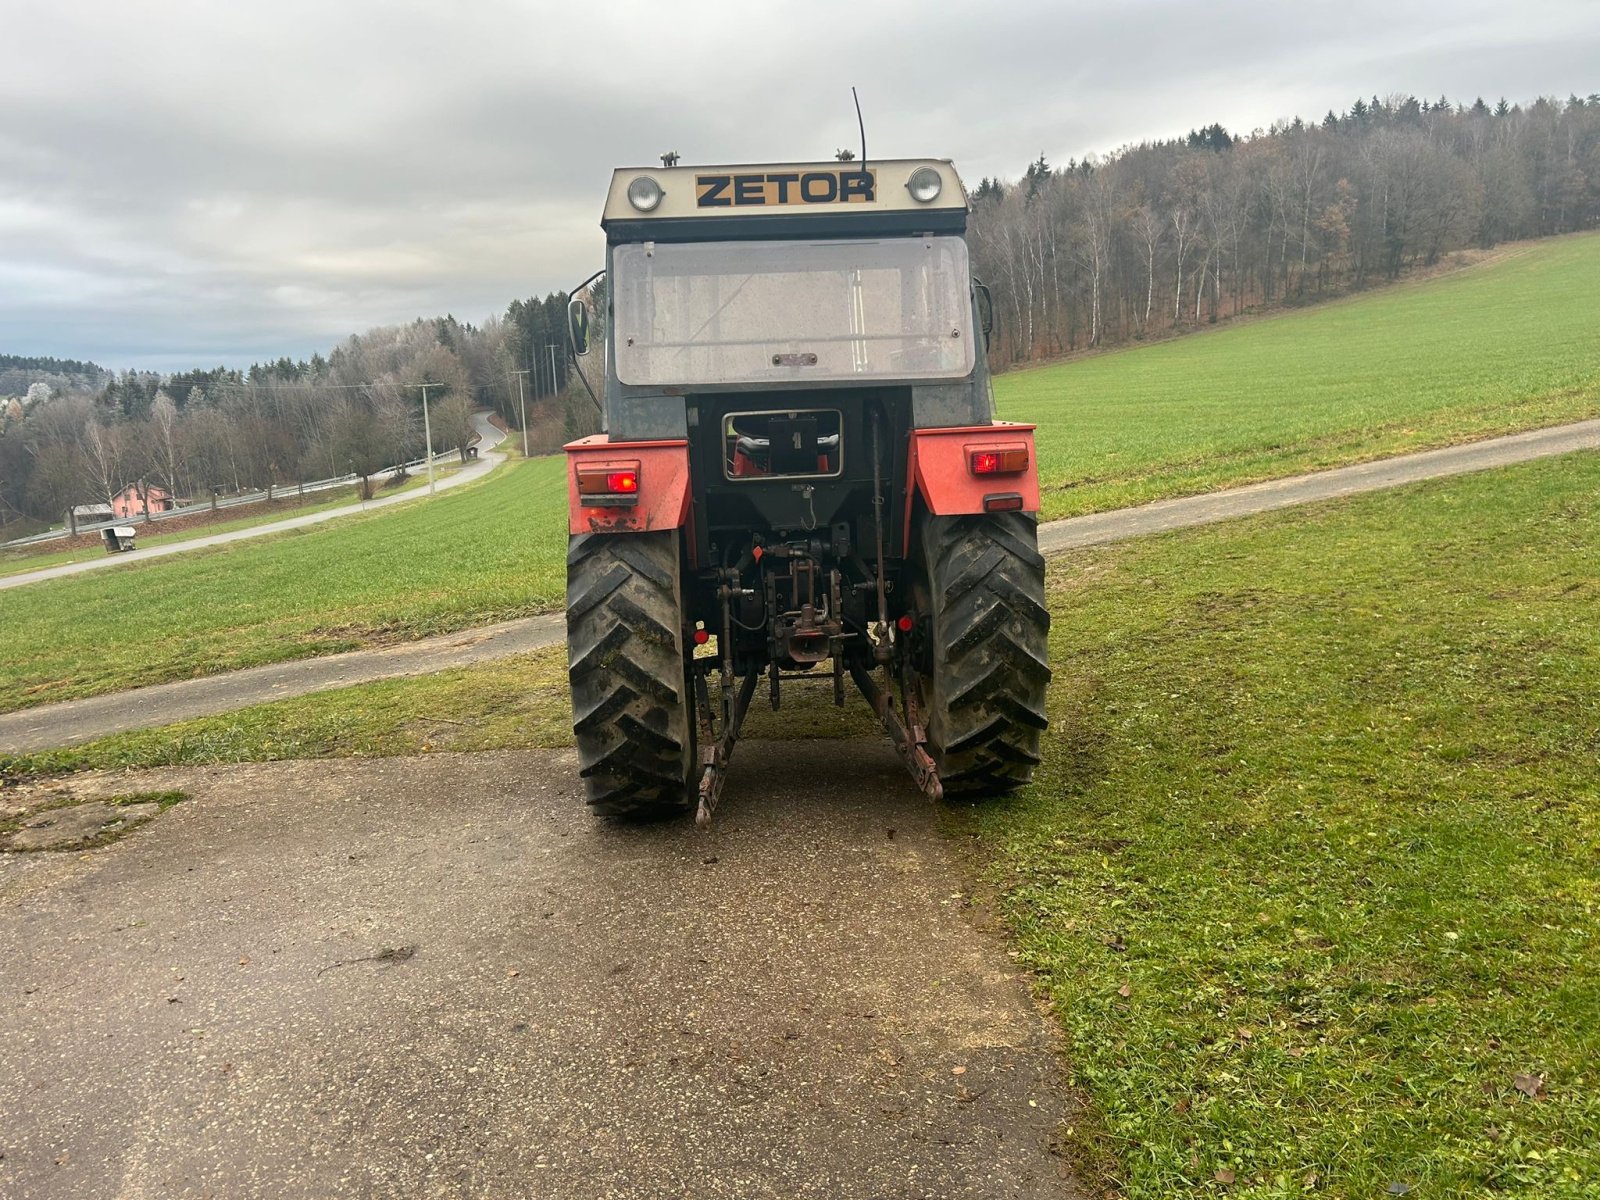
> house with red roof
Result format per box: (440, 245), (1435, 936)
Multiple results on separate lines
(111, 482), (175, 519)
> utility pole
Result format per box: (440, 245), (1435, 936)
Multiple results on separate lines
(511, 369), (531, 456)
(416, 383), (437, 495)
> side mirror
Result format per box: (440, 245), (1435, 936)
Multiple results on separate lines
(973, 279), (995, 349)
(568, 297), (591, 357)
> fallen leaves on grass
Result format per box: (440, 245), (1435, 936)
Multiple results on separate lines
(1513, 1072), (1546, 1099)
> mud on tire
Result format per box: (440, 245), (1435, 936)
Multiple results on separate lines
(566, 531), (695, 820)
(916, 512), (1051, 796)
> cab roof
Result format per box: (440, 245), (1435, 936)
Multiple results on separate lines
(601, 158), (968, 243)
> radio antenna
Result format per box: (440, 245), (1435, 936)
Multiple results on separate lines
(852, 87), (867, 167)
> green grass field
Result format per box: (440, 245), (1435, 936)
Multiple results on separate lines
(0, 463), (466, 579)
(2, 233), (1596, 713)
(12, 451), (1598, 1197)
(967, 452), (1600, 1197)
(0, 456), (569, 712)
(997, 235), (1600, 518)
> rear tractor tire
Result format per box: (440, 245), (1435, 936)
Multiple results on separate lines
(566, 531), (696, 820)
(915, 512), (1051, 796)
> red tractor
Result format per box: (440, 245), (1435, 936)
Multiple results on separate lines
(564, 157), (1049, 823)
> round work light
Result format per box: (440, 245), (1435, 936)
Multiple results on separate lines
(627, 175), (665, 212)
(906, 167), (943, 203)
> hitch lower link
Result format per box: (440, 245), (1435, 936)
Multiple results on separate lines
(695, 666), (758, 827)
(851, 663), (943, 804)
(695, 658), (943, 827)
(692, 651), (943, 828)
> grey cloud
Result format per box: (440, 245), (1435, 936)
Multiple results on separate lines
(2, 0), (1595, 371)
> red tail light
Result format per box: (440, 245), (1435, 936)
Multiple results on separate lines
(969, 444), (1029, 475)
(576, 460), (642, 505)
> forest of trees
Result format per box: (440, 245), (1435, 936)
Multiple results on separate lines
(4, 90), (1597, 536)
(968, 92), (1600, 362)
(0, 292), (588, 533)
(0, 355), (110, 401)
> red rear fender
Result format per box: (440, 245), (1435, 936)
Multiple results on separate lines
(909, 423), (1040, 523)
(565, 436), (692, 536)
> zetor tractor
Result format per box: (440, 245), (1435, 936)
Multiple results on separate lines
(563, 156), (1049, 824)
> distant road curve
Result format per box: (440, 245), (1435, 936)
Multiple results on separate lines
(0, 412), (508, 593)
(1, 416), (1594, 755)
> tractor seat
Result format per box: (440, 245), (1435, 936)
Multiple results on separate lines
(734, 433), (840, 455)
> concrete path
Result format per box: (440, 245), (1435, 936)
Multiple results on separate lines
(3, 418), (1596, 755)
(1036, 417), (1600, 554)
(0, 616), (564, 754)
(0, 412), (508, 593)
(0, 745), (1084, 1199)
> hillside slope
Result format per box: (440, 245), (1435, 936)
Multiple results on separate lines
(996, 232), (1600, 518)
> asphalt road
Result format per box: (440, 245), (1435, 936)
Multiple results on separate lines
(3, 417), (1595, 755)
(0, 412), (507, 593)
(0, 744), (1084, 1199)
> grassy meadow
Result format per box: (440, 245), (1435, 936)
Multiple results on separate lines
(15, 451), (1598, 1198)
(2, 232), (1597, 713)
(996, 234), (1600, 518)
(970, 451), (1600, 1196)
(0, 456), (569, 712)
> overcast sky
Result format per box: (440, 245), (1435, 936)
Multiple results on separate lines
(2, 0), (1595, 373)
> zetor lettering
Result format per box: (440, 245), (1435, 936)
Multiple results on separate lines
(696, 170), (875, 207)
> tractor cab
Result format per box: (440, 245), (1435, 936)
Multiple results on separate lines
(563, 157), (1049, 824)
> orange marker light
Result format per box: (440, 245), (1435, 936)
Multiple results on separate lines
(575, 460), (642, 503)
(968, 445), (1029, 475)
